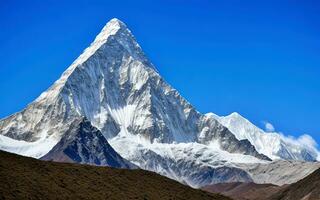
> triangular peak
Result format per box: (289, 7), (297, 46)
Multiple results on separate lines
(94, 18), (128, 43)
(69, 18), (134, 69)
(39, 18), (148, 101)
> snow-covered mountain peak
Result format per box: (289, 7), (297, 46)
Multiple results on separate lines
(204, 112), (219, 118)
(224, 112), (252, 123)
(106, 18), (126, 28)
(208, 112), (254, 133)
(67, 18), (141, 70)
(228, 112), (243, 118)
(224, 113), (261, 132)
(206, 112), (244, 121)
(94, 18), (128, 43)
(35, 18), (150, 104)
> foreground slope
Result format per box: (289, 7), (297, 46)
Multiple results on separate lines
(0, 150), (230, 200)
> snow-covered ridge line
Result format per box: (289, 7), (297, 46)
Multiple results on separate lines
(68, 18), (125, 72)
(35, 18), (126, 102)
(0, 131), (57, 158)
(210, 112), (320, 162)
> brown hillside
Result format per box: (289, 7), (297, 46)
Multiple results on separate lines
(268, 168), (320, 200)
(202, 182), (282, 200)
(203, 167), (320, 200)
(0, 150), (231, 200)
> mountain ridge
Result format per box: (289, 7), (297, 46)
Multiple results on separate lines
(211, 112), (320, 161)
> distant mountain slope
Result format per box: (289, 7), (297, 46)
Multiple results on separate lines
(0, 150), (230, 200)
(202, 168), (320, 200)
(268, 168), (320, 200)
(41, 118), (135, 169)
(238, 160), (320, 186)
(202, 182), (281, 200)
(210, 112), (319, 161)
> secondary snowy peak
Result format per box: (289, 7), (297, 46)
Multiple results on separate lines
(211, 112), (319, 161)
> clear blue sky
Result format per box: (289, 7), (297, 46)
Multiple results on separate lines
(0, 0), (319, 144)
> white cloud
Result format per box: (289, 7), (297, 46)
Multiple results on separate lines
(297, 134), (318, 148)
(282, 134), (318, 149)
(263, 121), (275, 132)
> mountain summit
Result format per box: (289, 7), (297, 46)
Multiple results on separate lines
(0, 18), (318, 187)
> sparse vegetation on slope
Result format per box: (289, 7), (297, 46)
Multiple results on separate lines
(0, 150), (230, 200)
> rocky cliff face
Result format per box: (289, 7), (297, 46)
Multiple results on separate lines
(41, 118), (135, 168)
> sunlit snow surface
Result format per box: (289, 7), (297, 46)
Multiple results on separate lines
(109, 134), (267, 187)
(0, 133), (57, 158)
(209, 112), (320, 161)
(110, 135), (265, 165)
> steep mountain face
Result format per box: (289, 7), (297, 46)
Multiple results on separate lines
(210, 112), (319, 161)
(41, 118), (135, 168)
(0, 18), (318, 188)
(0, 19), (267, 159)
